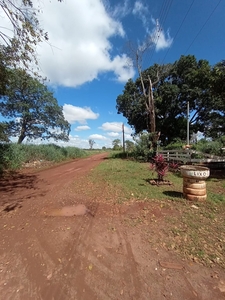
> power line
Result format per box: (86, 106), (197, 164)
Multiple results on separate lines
(141, 0), (222, 70)
(161, 0), (195, 64)
(184, 0), (222, 55)
(143, 0), (173, 68)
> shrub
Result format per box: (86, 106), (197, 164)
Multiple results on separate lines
(194, 139), (223, 156)
(164, 138), (184, 150)
(132, 133), (154, 162)
(150, 154), (168, 181)
(150, 154), (179, 181)
(0, 143), (27, 169)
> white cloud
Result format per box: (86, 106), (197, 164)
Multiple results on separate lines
(111, 0), (131, 18)
(124, 133), (133, 140)
(89, 134), (108, 140)
(100, 122), (123, 132)
(63, 104), (99, 124)
(67, 136), (89, 148)
(34, 0), (134, 87)
(100, 122), (132, 133)
(137, 19), (173, 52)
(132, 1), (148, 27)
(75, 125), (90, 131)
(107, 132), (120, 137)
(154, 28), (173, 51)
(111, 54), (135, 82)
(132, 5), (173, 52)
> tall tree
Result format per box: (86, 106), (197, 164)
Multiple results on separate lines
(204, 60), (225, 138)
(116, 55), (222, 145)
(126, 40), (166, 151)
(125, 140), (135, 152)
(0, 68), (70, 143)
(88, 139), (95, 150)
(112, 139), (121, 150)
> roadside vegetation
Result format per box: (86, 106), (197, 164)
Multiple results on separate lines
(82, 154), (225, 269)
(112, 133), (225, 162)
(0, 143), (92, 171)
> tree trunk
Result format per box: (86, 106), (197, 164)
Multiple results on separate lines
(17, 122), (26, 144)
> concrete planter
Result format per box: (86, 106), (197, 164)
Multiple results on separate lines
(180, 165), (210, 201)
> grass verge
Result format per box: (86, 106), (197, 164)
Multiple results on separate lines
(86, 157), (225, 268)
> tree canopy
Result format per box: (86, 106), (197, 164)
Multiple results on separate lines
(0, 68), (70, 143)
(88, 139), (95, 150)
(112, 139), (121, 150)
(116, 55), (225, 145)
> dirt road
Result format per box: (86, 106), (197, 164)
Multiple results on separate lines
(0, 153), (224, 300)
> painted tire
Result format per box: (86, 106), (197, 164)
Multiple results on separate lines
(183, 193), (207, 202)
(183, 179), (206, 189)
(183, 187), (206, 196)
(180, 165), (210, 180)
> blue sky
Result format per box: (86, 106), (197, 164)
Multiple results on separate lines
(1, 0), (225, 148)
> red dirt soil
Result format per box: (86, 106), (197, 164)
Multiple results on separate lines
(0, 153), (224, 300)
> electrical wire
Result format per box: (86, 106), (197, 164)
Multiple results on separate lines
(184, 0), (222, 55)
(143, 0), (173, 68)
(161, 0), (195, 64)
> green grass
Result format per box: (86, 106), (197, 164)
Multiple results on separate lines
(89, 157), (225, 204)
(87, 157), (225, 268)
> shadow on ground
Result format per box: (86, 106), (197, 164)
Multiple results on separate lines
(0, 171), (40, 212)
(163, 191), (184, 198)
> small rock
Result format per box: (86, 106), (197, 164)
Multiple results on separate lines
(191, 205), (199, 209)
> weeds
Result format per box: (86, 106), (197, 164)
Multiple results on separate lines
(0, 143), (88, 171)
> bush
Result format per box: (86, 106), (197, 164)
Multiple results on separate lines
(164, 138), (184, 150)
(0, 143), (27, 169)
(150, 154), (179, 181)
(194, 139), (224, 156)
(132, 133), (154, 162)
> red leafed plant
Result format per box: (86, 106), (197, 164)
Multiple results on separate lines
(150, 154), (169, 181)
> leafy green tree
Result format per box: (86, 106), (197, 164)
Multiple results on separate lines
(205, 60), (225, 138)
(88, 139), (95, 150)
(112, 139), (121, 150)
(116, 55), (224, 144)
(0, 122), (9, 142)
(0, 68), (70, 144)
(125, 140), (135, 152)
(132, 132), (153, 161)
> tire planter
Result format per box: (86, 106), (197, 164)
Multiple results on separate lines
(183, 178), (206, 189)
(180, 165), (210, 201)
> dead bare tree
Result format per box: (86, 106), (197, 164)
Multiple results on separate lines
(126, 39), (161, 152)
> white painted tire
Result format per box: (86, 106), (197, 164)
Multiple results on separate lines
(180, 165), (210, 180)
(184, 193), (207, 202)
(183, 187), (206, 196)
(183, 179), (206, 189)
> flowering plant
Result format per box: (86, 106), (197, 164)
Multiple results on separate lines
(150, 155), (179, 181)
(150, 154), (168, 181)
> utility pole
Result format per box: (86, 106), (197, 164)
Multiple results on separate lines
(122, 123), (125, 153)
(187, 101), (190, 146)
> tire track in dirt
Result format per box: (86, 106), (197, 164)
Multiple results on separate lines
(45, 209), (147, 300)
